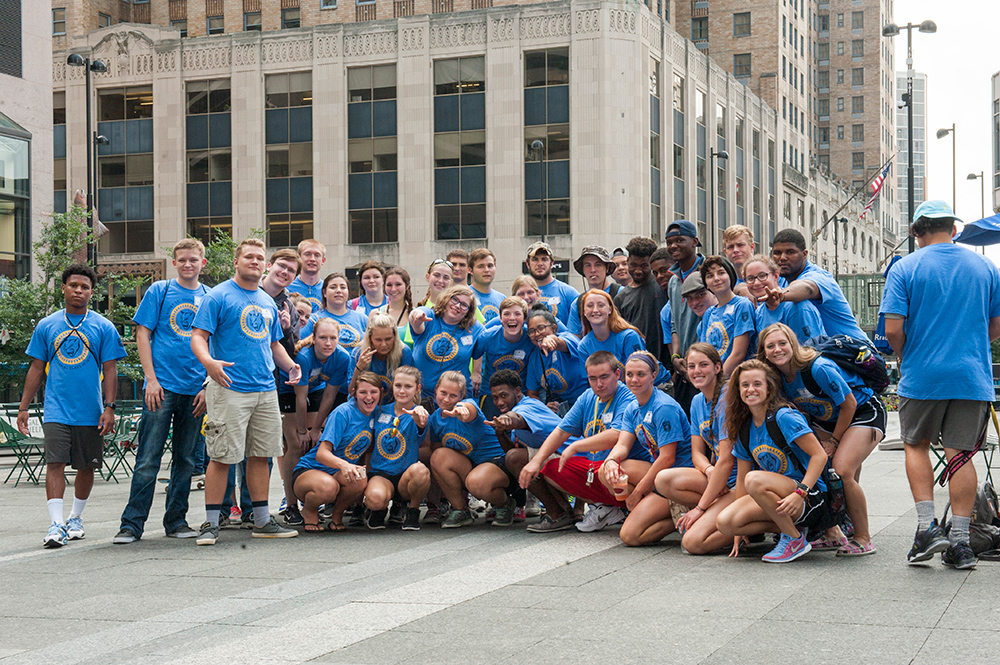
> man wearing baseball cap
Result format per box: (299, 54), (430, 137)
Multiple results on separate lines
(664, 220), (705, 413)
(880, 200), (1000, 570)
(525, 242), (579, 326)
(611, 247), (632, 288)
(566, 245), (620, 335)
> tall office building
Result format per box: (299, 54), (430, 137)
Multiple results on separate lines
(993, 71), (999, 213)
(895, 71), (925, 241)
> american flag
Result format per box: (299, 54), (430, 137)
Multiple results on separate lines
(859, 161), (892, 222)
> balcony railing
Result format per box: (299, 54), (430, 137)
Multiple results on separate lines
(783, 163), (809, 194)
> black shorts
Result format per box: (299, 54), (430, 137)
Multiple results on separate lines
(43, 423), (104, 470)
(482, 456), (526, 505)
(278, 390), (323, 414)
(795, 486), (827, 533)
(369, 470), (404, 498)
(815, 395), (887, 437)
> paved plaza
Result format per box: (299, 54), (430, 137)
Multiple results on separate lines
(1, 414), (999, 664)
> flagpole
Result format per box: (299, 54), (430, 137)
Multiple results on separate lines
(810, 152), (898, 251)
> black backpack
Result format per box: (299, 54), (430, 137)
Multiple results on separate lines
(802, 334), (891, 395)
(737, 411), (846, 533)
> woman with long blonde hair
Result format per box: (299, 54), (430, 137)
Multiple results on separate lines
(351, 313), (413, 401)
(408, 285), (485, 402)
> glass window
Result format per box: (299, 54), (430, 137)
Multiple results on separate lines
(852, 40), (864, 57)
(692, 17), (708, 40)
(207, 16), (224, 35)
(321, 0), (337, 7)
(524, 49), (570, 237)
(851, 11), (863, 28)
(171, 20), (187, 37)
(734, 54), (751, 78)
(733, 12), (751, 36)
(245, 12), (261, 31)
(852, 96), (864, 113)
(348, 65), (397, 243)
(852, 68), (864, 86)
(852, 152), (864, 170)
(282, 8), (300, 29)
(52, 8), (66, 35)
(99, 13), (111, 28)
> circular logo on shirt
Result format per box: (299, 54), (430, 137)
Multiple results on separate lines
(481, 305), (500, 321)
(699, 419), (714, 444)
(753, 444), (789, 474)
(793, 396), (834, 421)
(339, 326), (362, 349)
(376, 427), (406, 461)
(343, 431), (373, 461)
(375, 373), (392, 395)
(492, 354), (526, 374)
(544, 368), (569, 394)
(307, 296), (322, 311)
(442, 432), (473, 456)
(53, 330), (90, 366)
(426, 333), (459, 363)
(541, 296), (559, 316)
(583, 419), (606, 439)
(705, 322), (731, 357)
(240, 304), (268, 340)
(169, 303), (198, 338)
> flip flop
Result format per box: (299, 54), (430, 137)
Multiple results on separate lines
(327, 522), (346, 532)
(303, 523), (323, 533)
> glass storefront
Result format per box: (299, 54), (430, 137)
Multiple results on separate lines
(0, 112), (31, 279)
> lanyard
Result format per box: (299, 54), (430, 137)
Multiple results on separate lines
(591, 394), (613, 434)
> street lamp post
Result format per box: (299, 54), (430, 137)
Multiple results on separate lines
(936, 124), (956, 212)
(709, 149), (728, 253)
(836, 217), (846, 279)
(66, 53), (108, 268)
(968, 171), (986, 219)
(531, 139), (546, 243)
(882, 19), (936, 255)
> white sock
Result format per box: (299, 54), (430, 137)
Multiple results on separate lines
(69, 497), (88, 519)
(47, 498), (64, 525)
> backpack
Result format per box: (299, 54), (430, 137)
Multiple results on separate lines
(943, 482), (1000, 556)
(737, 412), (846, 534)
(802, 334), (891, 395)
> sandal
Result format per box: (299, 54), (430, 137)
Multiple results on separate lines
(810, 536), (849, 551)
(327, 522), (346, 532)
(836, 539), (877, 557)
(303, 523), (323, 533)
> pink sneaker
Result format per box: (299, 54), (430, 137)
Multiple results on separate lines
(230, 506), (242, 520)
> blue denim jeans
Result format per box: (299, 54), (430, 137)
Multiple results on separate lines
(119, 390), (201, 537)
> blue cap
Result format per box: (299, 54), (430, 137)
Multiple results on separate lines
(665, 220), (699, 240)
(913, 200), (961, 223)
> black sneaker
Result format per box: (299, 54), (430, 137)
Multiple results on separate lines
(942, 541), (977, 570)
(346, 506), (365, 528)
(401, 507), (421, 531)
(907, 519), (951, 564)
(388, 501), (405, 525)
(282, 506), (304, 527)
(367, 508), (387, 530)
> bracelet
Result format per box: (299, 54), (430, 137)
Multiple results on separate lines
(355, 364), (365, 371)
(18, 408), (27, 412)
(671, 353), (682, 360)
(794, 487), (807, 498)
(695, 505), (707, 512)
(830, 435), (840, 445)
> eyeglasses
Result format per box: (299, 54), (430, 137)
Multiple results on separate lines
(527, 324), (554, 337)
(431, 258), (454, 269)
(449, 299), (471, 312)
(743, 272), (773, 284)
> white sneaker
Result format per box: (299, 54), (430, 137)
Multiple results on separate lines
(66, 515), (85, 540)
(576, 504), (625, 533)
(525, 493), (542, 518)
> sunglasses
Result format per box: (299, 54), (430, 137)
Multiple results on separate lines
(431, 259), (454, 269)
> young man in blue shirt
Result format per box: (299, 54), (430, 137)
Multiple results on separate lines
(114, 239), (211, 544)
(880, 201), (1000, 570)
(191, 238), (302, 545)
(469, 248), (506, 323)
(19, 264), (127, 548)
(525, 241), (578, 326)
(288, 239), (326, 312)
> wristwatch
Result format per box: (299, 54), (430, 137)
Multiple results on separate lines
(104, 401), (117, 411)
(795, 481), (809, 493)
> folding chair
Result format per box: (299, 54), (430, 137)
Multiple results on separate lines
(102, 404), (142, 482)
(0, 407), (45, 486)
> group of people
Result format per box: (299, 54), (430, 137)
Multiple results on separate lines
(20, 200), (1000, 570)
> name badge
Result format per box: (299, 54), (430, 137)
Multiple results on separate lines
(461, 335), (473, 345)
(644, 411), (653, 424)
(513, 350), (526, 360)
(309, 368), (322, 379)
(369, 418), (375, 428)
(724, 304), (735, 316)
(602, 412), (613, 424)
(548, 297), (560, 305)
(378, 413), (392, 424)
(194, 296), (203, 307)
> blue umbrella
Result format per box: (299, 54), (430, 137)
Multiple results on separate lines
(955, 213), (1000, 247)
(872, 255), (901, 355)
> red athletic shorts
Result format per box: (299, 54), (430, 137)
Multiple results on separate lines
(541, 457), (625, 507)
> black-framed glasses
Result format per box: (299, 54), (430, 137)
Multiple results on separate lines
(527, 324), (554, 337)
(449, 298), (471, 312)
(743, 272), (773, 284)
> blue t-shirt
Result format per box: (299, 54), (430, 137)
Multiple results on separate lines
(26, 309), (127, 426)
(526, 332), (589, 405)
(132, 279), (210, 396)
(473, 326), (537, 388)
(411, 311), (484, 398)
(755, 300), (825, 345)
(507, 396), (567, 451)
(288, 277), (323, 313)
(320, 346), (352, 395)
(370, 404), (424, 475)
(880, 243), (1000, 401)
(191, 280), (283, 393)
(689, 388), (737, 487)
(660, 301), (672, 345)
(427, 399), (505, 465)
(538, 279), (580, 325)
(279, 345), (328, 395)
(350, 344), (414, 398)
(559, 383), (636, 442)
(697, 295), (756, 363)
(353, 294), (389, 317)
(578, 329), (646, 374)
(732, 407), (825, 490)
(297, 399), (375, 472)
(782, 355), (871, 423)
(302, 308), (368, 351)
(567, 283), (616, 336)
(623, 389), (692, 466)
(472, 287), (506, 323)
(789, 262), (867, 340)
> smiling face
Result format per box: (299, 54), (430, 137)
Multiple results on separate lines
(442, 293), (473, 325)
(587, 361), (620, 401)
(515, 284), (540, 306)
(266, 257), (299, 290)
(703, 264), (732, 296)
(624, 359), (655, 398)
(312, 321), (340, 360)
(762, 328), (793, 369)
(628, 254), (651, 285)
(324, 277), (350, 310)
(435, 379), (464, 412)
(294, 301), (312, 327)
(581, 256), (608, 289)
(743, 260), (778, 301)
(724, 234), (755, 269)
(666, 235), (697, 264)
(173, 248), (206, 282)
(650, 258), (672, 290)
(392, 372), (419, 406)
(500, 306), (525, 335)
(360, 268), (384, 298)
(427, 264), (453, 295)
(385, 274), (407, 303)
(527, 314), (555, 349)
(298, 243), (326, 277)
(472, 256), (496, 289)
(686, 350), (721, 392)
(370, 325), (397, 357)
(738, 369), (769, 409)
(491, 382), (522, 414)
(355, 381), (382, 416)
(583, 293), (611, 328)
(612, 256), (631, 284)
(771, 242), (808, 278)
(684, 289), (717, 318)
